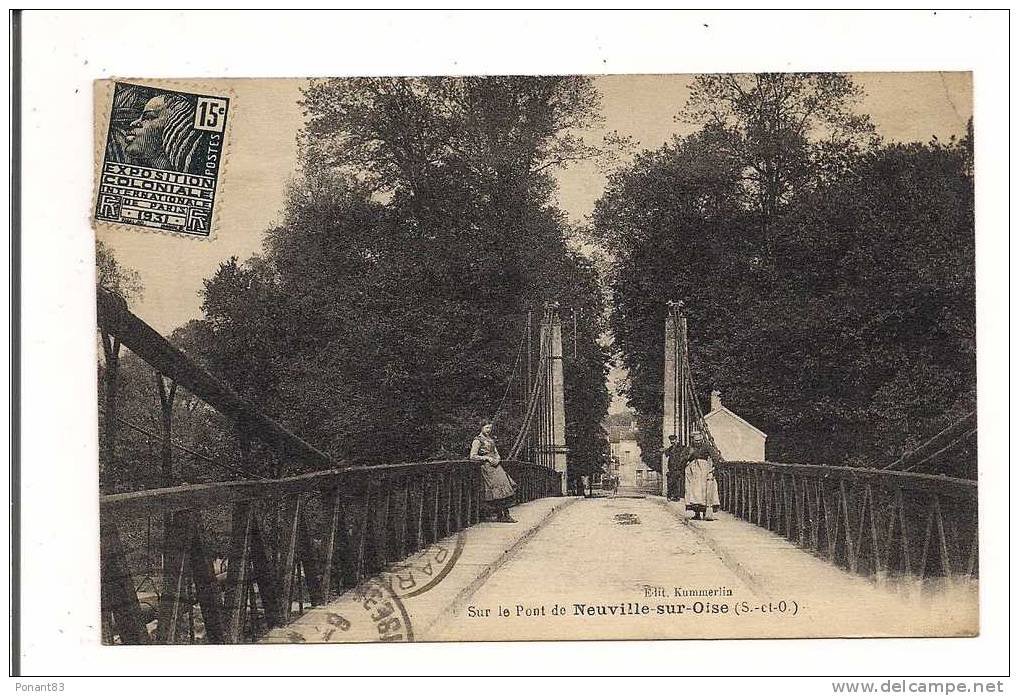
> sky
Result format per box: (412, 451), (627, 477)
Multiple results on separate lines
(97, 72), (973, 351)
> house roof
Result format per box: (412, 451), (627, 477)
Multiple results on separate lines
(704, 406), (767, 438)
(606, 424), (639, 443)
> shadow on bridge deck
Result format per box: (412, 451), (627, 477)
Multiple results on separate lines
(264, 495), (978, 644)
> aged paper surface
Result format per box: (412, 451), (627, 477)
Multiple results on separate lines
(94, 73), (977, 645)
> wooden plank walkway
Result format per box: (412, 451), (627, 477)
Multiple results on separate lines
(263, 495), (978, 643)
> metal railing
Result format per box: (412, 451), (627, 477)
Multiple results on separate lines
(632, 472), (662, 496)
(100, 457), (559, 644)
(96, 287), (560, 644)
(714, 460), (978, 582)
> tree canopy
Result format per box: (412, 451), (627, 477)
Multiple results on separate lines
(96, 239), (143, 305)
(97, 73), (975, 491)
(680, 73), (878, 227)
(192, 77), (611, 476)
(596, 73), (974, 475)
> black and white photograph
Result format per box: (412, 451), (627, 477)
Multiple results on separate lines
(92, 70), (977, 644)
(11, 9), (1011, 685)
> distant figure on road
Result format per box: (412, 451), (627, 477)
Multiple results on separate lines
(569, 472), (586, 497)
(684, 431), (720, 521)
(470, 423), (518, 523)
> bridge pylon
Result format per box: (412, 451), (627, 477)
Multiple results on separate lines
(537, 302), (568, 495)
(662, 300), (688, 498)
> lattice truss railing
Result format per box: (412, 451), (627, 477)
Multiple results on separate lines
(96, 288), (560, 645)
(668, 304), (977, 583)
(714, 461), (977, 582)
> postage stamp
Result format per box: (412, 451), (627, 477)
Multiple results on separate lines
(93, 81), (230, 237)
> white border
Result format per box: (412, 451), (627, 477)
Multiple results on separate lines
(15, 9), (1011, 684)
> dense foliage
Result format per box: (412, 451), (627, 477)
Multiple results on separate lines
(595, 74), (974, 472)
(192, 78), (611, 476)
(98, 73), (975, 493)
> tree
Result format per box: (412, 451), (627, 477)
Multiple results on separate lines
(96, 239), (143, 304)
(771, 133), (975, 468)
(556, 250), (612, 483)
(189, 77), (612, 471)
(681, 73), (877, 242)
(597, 111), (974, 473)
(300, 77), (605, 203)
(593, 130), (752, 467)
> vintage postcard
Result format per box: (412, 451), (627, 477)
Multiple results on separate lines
(93, 73), (977, 645)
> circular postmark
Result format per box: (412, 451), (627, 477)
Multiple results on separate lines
(280, 575), (415, 644)
(273, 532), (466, 644)
(350, 575), (416, 642)
(385, 532), (466, 600)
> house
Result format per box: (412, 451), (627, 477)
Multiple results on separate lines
(606, 418), (656, 488)
(703, 391), (767, 461)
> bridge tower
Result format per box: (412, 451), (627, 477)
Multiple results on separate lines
(661, 300), (688, 497)
(537, 302), (568, 495)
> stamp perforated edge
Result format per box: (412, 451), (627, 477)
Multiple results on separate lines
(92, 77), (238, 242)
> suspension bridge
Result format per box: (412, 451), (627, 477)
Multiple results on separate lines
(96, 289), (979, 644)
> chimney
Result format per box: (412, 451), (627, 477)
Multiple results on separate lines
(710, 390), (723, 412)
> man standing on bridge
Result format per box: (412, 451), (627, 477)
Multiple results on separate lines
(663, 434), (685, 501)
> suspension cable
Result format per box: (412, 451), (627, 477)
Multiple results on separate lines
(491, 324), (528, 424)
(508, 329), (550, 460)
(682, 353), (725, 462)
(901, 425), (978, 473)
(882, 409), (977, 471)
(508, 352), (548, 461)
(101, 409), (271, 481)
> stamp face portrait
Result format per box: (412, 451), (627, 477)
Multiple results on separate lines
(94, 82), (230, 237)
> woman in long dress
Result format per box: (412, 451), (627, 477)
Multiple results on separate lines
(469, 423), (518, 523)
(684, 431), (721, 520)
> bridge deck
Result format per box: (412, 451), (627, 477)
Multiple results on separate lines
(264, 494), (977, 643)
